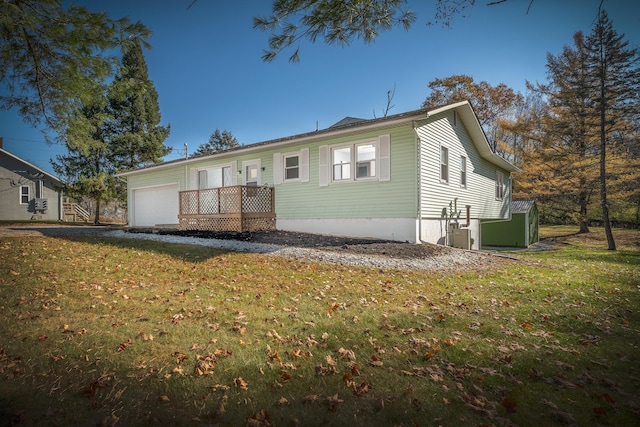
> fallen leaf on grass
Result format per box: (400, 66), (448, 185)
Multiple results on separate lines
(173, 351), (189, 364)
(235, 377), (249, 390)
(194, 355), (216, 377)
(369, 355), (383, 367)
(116, 339), (132, 352)
(247, 410), (274, 427)
(138, 332), (154, 341)
(325, 394), (344, 412)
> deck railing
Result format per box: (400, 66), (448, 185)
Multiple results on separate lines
(178, 185), (275, 232)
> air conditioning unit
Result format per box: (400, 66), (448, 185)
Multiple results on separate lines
(451, 228), (471, 250)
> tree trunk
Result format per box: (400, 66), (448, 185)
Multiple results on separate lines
(578, 188), (590, 233)
(94, 198), (101, 225)
(599, 81), (616, 250)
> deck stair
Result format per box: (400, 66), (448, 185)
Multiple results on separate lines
(63, 203), (90, 222)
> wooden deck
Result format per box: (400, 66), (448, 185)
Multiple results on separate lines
(178, 185), (275, 232)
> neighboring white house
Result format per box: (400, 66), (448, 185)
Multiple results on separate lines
(0, 143), (63, 221)
(117, 101), (520, 249)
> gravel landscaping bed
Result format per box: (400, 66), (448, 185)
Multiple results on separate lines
(120, 228), (510, 271)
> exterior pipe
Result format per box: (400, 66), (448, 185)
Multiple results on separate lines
(464, 205), (471, 228)
(413, 120), (423, 244)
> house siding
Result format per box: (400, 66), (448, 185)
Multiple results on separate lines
(0, 152), (61, 221)
(274, 126), (417, 220)
(417, 111), (511, 220)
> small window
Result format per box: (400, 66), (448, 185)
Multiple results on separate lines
(332, 146), (351, 181)
(496, 171), (504, 200)
(460, 156), (467, 187)
(453, 110), (457, 126)
(440, 146), (449, 182)
(356, 143), (376, 178)
(284, 155), (300, 181)
(20, 186), (29, 204)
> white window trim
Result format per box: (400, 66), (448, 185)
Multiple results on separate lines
(20, 185), (30, 205)
(320, 135), (389, 186)
(274, 149), (309, 185)
(460, 156), (467, 188)
(496, 171), (505, 201)
(330, 139), (378, 183)
(440, 146), (449, 183)
(283, 153), (300, 182)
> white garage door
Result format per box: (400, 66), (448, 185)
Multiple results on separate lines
(132, 184), (179, 226)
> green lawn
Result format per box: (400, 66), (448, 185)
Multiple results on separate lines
(0, 226), (638, 426)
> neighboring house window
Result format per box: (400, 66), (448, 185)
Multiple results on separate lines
(356, 143), (376, 178)
(460, 156), (467, 187)
(20, 186), (29, 204)
(440, 146), (449, 182)
(284, 154), (300, 181)
(496, 171), (505, 200)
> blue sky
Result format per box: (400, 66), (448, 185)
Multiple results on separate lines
(1, 0), (639, 175)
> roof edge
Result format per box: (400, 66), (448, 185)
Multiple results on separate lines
(0, 148), (61, 182)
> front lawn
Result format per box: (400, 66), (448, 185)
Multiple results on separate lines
(0, 227), (638, 426)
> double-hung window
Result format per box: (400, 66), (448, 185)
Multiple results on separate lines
(284, 154), (300, 181)
(440, 146), (449, 182)
(332, 142), (377, 182)
(495, 171), (504, 200)
(319, 135), (389, 186)
(460, 156), (467, 187)
(274, 149), (308, 184)
(20, 186), (29, 204)
(356, 143), (376, 178)
(332, 146), (352, 181)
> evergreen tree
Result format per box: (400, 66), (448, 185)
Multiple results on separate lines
(527, 32), (600, 233)
(51, 96), (117, 224)
(586, 9), (640, 250)
(0, 0), (148, 133)
(108, 39), (171, 173)
(52, 40), (171, 223)
(192, 129), (240, 157)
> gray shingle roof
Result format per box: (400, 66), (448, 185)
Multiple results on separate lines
(511, 199), (535, 214)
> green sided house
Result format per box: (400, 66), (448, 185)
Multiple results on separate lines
(117, 101), (520, 249)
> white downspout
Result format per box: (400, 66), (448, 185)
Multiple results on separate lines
(413, 121), (422, 244)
